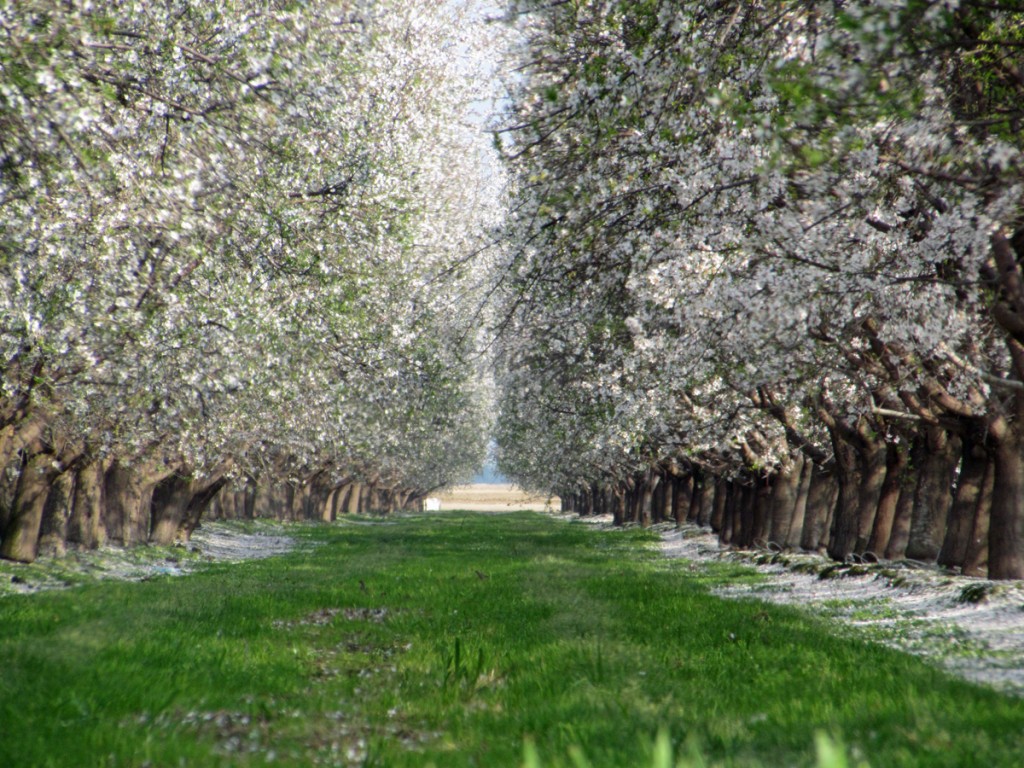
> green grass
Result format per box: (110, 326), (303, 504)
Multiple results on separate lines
(1, 512), (1023, 767)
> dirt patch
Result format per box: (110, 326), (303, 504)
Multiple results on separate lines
(435, 483), (559, 513)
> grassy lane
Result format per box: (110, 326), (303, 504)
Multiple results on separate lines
(2, 512), (1023, 767)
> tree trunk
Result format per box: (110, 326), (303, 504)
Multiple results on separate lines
(826, 417), (886, 559)
(963, 454), (995, 578)
(719, 482), (736, 545)
(346, 483), (362, 515)
(618, 481), (634, 524)
(150, 467), (230, 543)
(866, 441), (907, 558)
(38, 467), (76, 557)
(674, 474), (693, 526)
(210, 487), (232, 520)
(988, 426), (1024, 579)
(104, 462), (173, 546)
(252, 482), (274, 519)
(322, 486), (338, 522)
(687, 470), (703, 523)
(801, 465), (836, 552)
(854, 441), (888, 554)
(651, 474), (667, 524)
(67, 458), (107, 549)
(180, 476), (230, 540)
(905, 427), (960, 562)
(639, 470), (660, 528)
(243, 478), (257, 519)
(768, 453), (803, 547)
(150, 474), (193, 545)
(752, 475), (772, 546)
(334, 483), (351, 517)
(784, 454), (813, 549)
(883, 484), (914, 560)
(0, 453), (14, 536)
(0, 450), (55, 562)
(827, 436), (862, 560)
(293, 481), (312, 520)
(938, 436), (988, 570)
(697, 471), (715, 527)
(737, 483), (755, 547)
(226, 488), (243, 520)
(612, 487), (626, 526)
(0, 416), (46, 498)
(709, 478), (727, 532)
(279, 483), (294, 520)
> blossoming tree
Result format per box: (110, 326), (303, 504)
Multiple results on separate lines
(0, 0), (501, 560)
(492, 1), (1024, 577)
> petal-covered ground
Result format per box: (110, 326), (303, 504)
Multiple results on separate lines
(657, 523), (1024, 696)
(0, 521), (296, 596)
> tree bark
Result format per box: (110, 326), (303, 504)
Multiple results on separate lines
(38, 467), (76, 557)
(180, 476), (229, 540)
(651, 474), (667, 523)
(882, 485), (912, 561)
(988, 425), (1024, 579)
(243, 478), (256, 519)
(719, 481), (736, 545)
(709, 477), (727, 532)
(962, 454), (994, 577)
(149, 473), (193, 545)
(0, 450), (56, 562)
(854, 439), (888, 555)
(938, 435), (988, 569)
(752, 475), (772, 546)
(827, 435), (862, 559)
(866, 441), (907, 558)
(149, 466), (230, 543)
(687, 472), (702, 523)
(737, 482), (755, 547)
(768, 453), (803, 547)
(674, 474), (693, 526)
(784, 454), (813, 549)
(823, 410), (886, 559)
(322, 485), (338, 522)
(696, 469), (715, 527)
(66, 458), (108, 549)
(608, 486), (622, 525)
(346, 482), (362, 515)
(105, 460), (178, 545)
(252, 481), (275, 519)
(905, 427), (960, 562)
(0, 416), (46, 494)
(801, 464), (836, 552)
(639, 469), (660, 528)
(210, 487), (233, 520)
(335, 483), (353, 517)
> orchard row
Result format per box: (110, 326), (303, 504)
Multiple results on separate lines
(492, 1), (1024, 578)
(0, 1), (501, 561)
